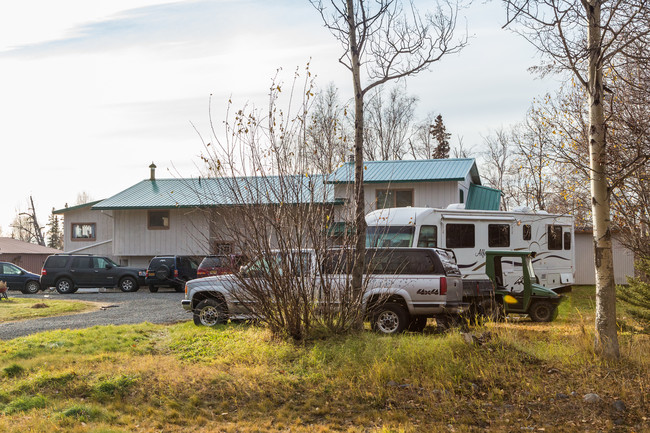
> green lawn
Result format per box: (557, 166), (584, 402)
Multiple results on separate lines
(0, 287), (647, 433)
(0, 298), (96, 322)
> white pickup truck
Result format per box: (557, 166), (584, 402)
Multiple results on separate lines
(181, 247), (466, 334)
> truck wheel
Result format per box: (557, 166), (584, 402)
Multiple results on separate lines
(407, 316), (427, 333)
(119, 277), (139, 293)
(371, 303), (408, 335)
(55, 278), (75, 294)
(529, 301), (557, 322)
(194, 299), (227, 327)
(149, 285), (159, 293)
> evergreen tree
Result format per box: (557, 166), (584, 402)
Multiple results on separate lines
(430, 114), (450, 159)
(47, 213), (63, 250)
(618, 258), (650, 332)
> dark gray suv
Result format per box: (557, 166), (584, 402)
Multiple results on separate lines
(40, 254), (147, 294)
(145, 256), (198, 293)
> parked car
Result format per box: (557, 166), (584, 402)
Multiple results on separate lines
(0, 262), (41, 294)
(40, 254), (147, 294)
(145, 255), (198, 292)
(182, 247), (466, 334)
(196, 254), (248, 278)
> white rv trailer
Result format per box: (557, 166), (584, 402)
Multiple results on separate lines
(365, 206), (575, 294)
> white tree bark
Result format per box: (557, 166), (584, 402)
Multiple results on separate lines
(586, 0), (619, 359)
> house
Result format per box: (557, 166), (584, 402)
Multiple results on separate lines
(0, 237), (62, 273)
(328, 158), (499, 213)
(54, 159), (487, 267)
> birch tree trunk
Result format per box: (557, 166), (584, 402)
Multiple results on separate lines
(586, 0), (620, 359)
(346, 0), (367, 301)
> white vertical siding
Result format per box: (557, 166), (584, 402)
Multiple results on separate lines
(113, 208), (210, 257)
(62, 208), (114, 257)
(575, 232), (636, 285)
(334, 181), (463, 215)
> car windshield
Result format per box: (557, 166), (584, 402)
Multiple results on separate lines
(366, 225), (414, 248)
(106, 257), (120, 267)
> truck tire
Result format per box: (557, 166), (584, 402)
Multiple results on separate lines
(371, 303), (408, 335)
(528, 301), (558, 322)
(119, 276), (139, 293)
(193, 299), (227, 327)
(55, 278), (75, 294)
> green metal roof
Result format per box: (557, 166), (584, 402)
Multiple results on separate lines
(328, 158), (481, 184)
(92, 175), (338, 210)
(465, 184), (502, 211)
(53, 200), (103, 214)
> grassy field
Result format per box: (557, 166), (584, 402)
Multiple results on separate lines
(0, 297), (97, 322)
(0, 286), (647, 432)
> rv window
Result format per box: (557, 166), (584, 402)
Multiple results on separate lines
(366, 225), (414, 248)
(417, 225), (438, 247)
(563, 232), (572, 250)
(523, 224), (531, 241)
(446, 224), (475, 248)
(548, 225), (563, 250)
(488, 224), (510, 247)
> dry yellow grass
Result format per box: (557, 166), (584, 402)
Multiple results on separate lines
(0, 297), (97, 322)
(0, 287), (648, 432)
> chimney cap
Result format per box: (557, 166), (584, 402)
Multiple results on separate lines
(149, 162), (157, 169)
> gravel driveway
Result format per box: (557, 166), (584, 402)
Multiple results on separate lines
(0, 288), (191, 340)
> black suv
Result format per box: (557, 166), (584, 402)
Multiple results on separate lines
(40, 254), (147, 294)
(145, 256), (198, 292)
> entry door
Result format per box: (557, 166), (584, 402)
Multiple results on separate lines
(93, 257), (118, 287)
(69, 257), (95, 286)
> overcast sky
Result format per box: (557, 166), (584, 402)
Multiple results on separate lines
(0, 0), (560, 236)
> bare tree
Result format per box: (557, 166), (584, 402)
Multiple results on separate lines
(76, 191), (94, 205)
(305, 82), (351, 173)
(481, 127), (513, 210)
(364, 84), (418, 160)
(11, 196), (45, 246)
(311, 0), (468, 301)
(193, 68), (365, 340)
(503, 0), (650, 359)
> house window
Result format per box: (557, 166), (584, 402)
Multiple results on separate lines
(148, 210), (170, 230)
(446, 223), (475, 248)
(211, 241), (233, 255)
(488, 224), (510, 247)
(376, 189), (413, 209)
(523, 224), (532, 241)
(459, 189), (464, 204)
(71, 223), (96, 241)
(548, 225), (563, 250)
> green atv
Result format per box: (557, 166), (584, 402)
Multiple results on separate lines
(484, 250), (566, 322)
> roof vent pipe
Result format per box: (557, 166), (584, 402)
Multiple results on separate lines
(149, 162), (157, 181)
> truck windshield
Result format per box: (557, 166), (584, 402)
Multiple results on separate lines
(366, 226), (414, 248)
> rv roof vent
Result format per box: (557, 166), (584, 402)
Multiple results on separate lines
(512, 205), (531, 213)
